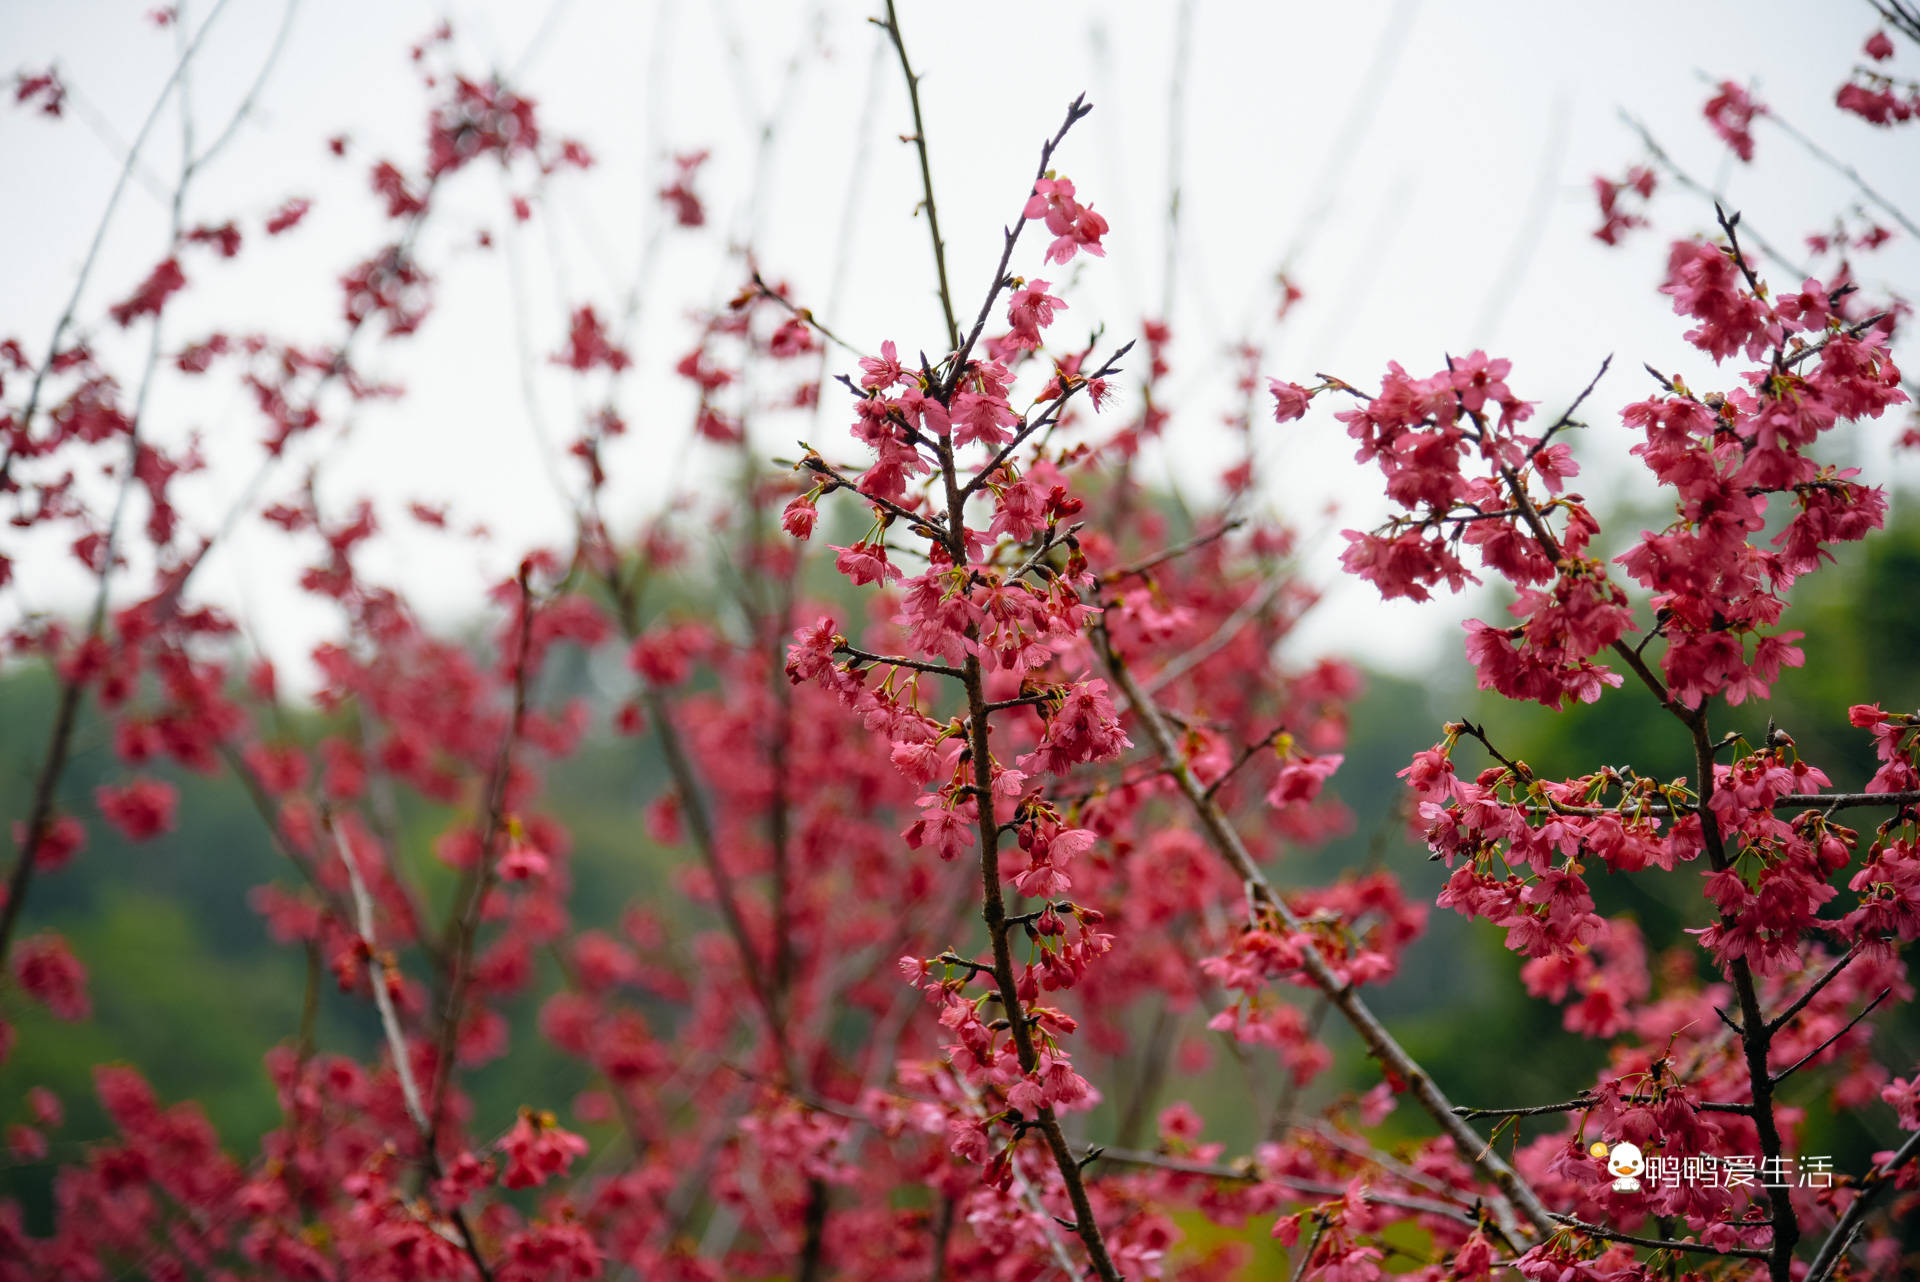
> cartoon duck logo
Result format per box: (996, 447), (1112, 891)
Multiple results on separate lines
(1590, 1140), (1644, 1193)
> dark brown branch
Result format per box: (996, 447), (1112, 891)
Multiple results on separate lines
(1009, 521), (1082, 581)
(1089, 1147), (1482, 1227)
(0, 682), (87, 968)
(1805, 1126), (1920, 1282)
(836, 642), (963, 679)
(750, 270), (866, 358)
(1454, 1094), (1751, 1121)
(1550, 1214), (1770, 1261)
(931, 281), (1122, 1280)
(796, 1179), (831, 1282)
(428, 570), (540, 1151)
(1099, 520), (1244, 585)
(1099, 628), (1554, 1249)
(957, 338), (1134, 499)
(799, 452), (945, 535)
(1782, 313), (1893, 371)
(0, 0), (236, 484)
(0, 3), (243, 968)
(875, 0), (960, 353)
(1689, 716), (1799, 1281)
(1203, 724), (1290, 803)
(1766, 947), (1859, 1035)
(927, 1194), (955, 1282)
(1524, 789), (1920, 818)
(1528, 354), (1612, 463)
(943, 95), (1094, 395)
(1467, 387), (1677, 712)
(1770, 987), (1890, 1086)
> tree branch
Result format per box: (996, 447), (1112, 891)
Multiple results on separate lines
(1770, 987), (1890, 1086)
(1805, 1127), (1920, 1282)
(875, 1), (959, 353)
(1550, 1214), (1769, 1261)
(1089, 1147), (1483, 1228)
(1099, 626), (1555, 1249)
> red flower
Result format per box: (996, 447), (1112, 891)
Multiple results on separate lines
(781, 493), (817, 540)
(659, 150), (709, 227)
(264, 196), (312, 234)
(1269, 378), (1312, 423)
(1702, 80), (1764, 162)
(1023, 176), (1109, 264)
(832, 540), (901, 586)
(1267, 753), (1343, 807)
(95, 777), (177, 841)
(499, 1109), (588, 1188)
(552, 306), (630, 373)
(14, 933), (89, 1021)
(13, 815), (86, 872)
(15, 68), (66, 117)
(1006, 279), (1067, 351)
(108, 258), (187, 327)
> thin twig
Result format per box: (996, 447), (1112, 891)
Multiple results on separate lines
(1528, 354), (1612, 463)
(1770, 987), (1890, 1085)
(1550, 1214), (1770, 1261)
(1099, 626), (1554, 1249)
(0, 0), (244, 969)
(1141, 576), (1289, 698)
(1619, 112), (1808, 277)
(1766, 947), (1860, 1035)
(333, 821), (430, 1134)
(0, 0), (236, 482)
(836, 642), (963, 678)
(330, 817), (497, 1282)
(1758, 102), (1920, 243)
(875, 0), (959, 353)
(956, 338), (1134, 500)
(943, 95), (1095, 395)
(1099, 520), (1243, 584)
(1089, 1147), (1482, 1227)
(427, 570), (541, 1149)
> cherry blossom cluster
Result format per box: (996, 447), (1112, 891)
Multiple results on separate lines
(1837, 25), (1919, 126)
(1282, 20), (1920, 1274)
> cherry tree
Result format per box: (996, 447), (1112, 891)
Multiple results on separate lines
(3, 4), (1919, 1282)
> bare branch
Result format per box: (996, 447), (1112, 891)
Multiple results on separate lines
(1770, 987), (1890, 1086)
(1089, 1147), (1483, 1227)
(1806, 1127), (1920, 1282)
(1767, 947), (1860, 1035)
(1099, 520), (1243, 585)
(1550, 1214), (1770, 1261)
(875, 0), (960, 352)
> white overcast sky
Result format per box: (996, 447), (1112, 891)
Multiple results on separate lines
(5, 0), (1917, 689)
